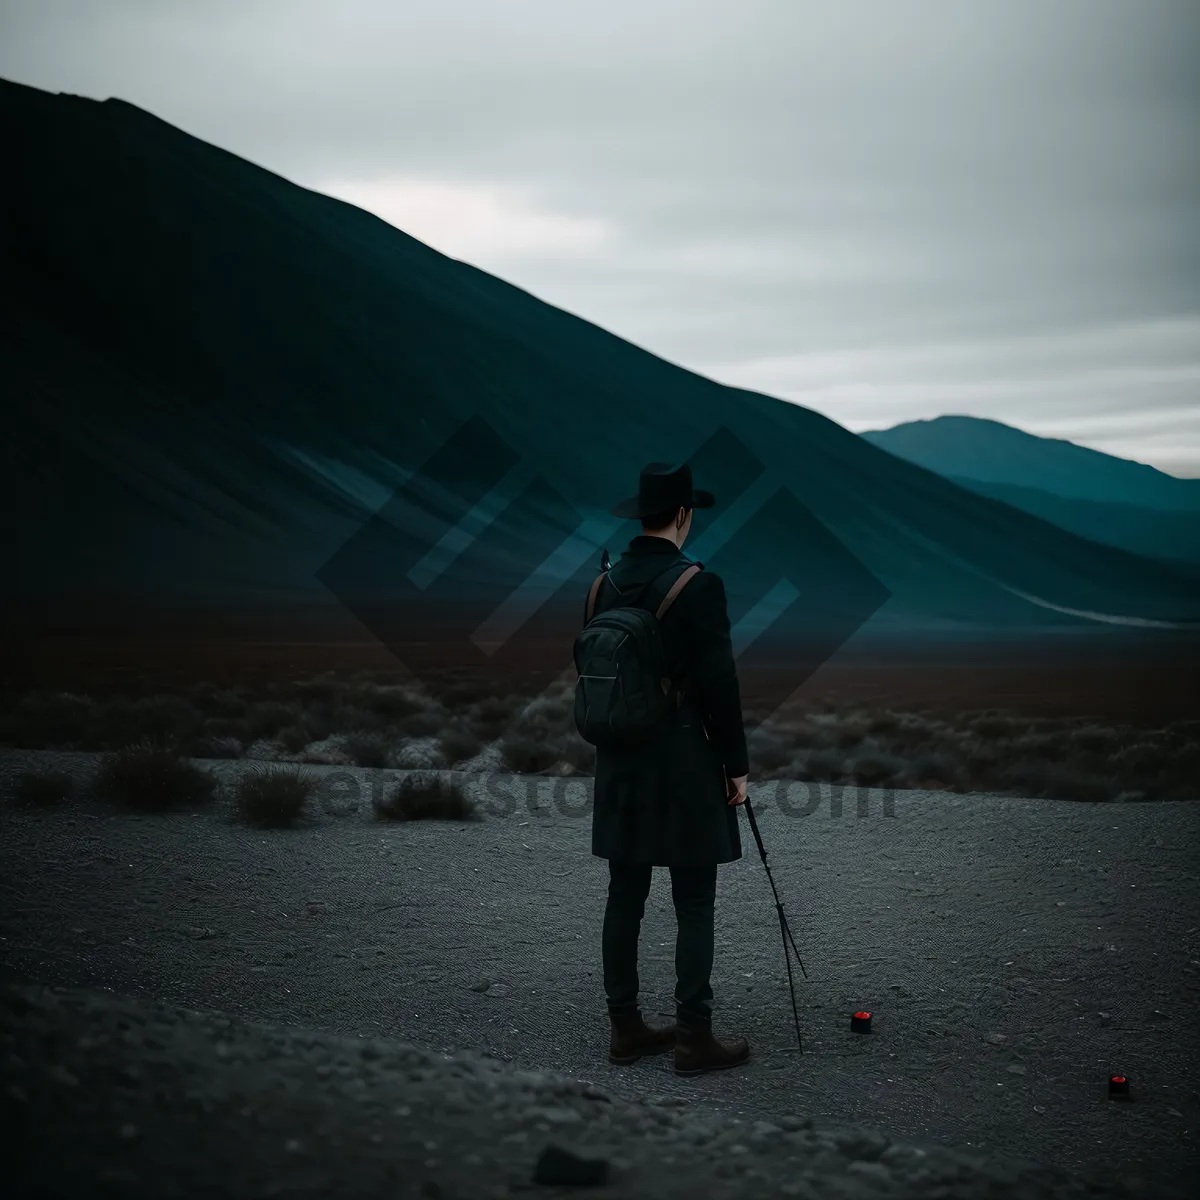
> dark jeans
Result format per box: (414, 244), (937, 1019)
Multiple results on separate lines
(602, 860), (718, 1025)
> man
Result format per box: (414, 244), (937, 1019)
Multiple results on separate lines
(587, 461), (751, 1076)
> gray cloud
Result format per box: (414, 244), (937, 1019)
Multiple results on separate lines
(3, 0), (1198, 472)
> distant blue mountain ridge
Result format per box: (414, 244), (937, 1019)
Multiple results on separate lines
(862, 416), (1200, 565)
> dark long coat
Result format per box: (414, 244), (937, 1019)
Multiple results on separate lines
(587, 534), (749, 867)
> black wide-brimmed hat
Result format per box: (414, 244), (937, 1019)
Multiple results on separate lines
(609, 461), (716, 519)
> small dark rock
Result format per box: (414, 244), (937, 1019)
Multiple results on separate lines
(532, 1144), (609, 1187)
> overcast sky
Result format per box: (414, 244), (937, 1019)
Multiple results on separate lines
(4, 0), (1198, 474)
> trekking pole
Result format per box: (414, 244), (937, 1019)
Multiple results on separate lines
(741, 793), (808, 1053)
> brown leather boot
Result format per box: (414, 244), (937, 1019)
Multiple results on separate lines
(608, 1008), (676, 1065)
(674, 1015), (750, 1076)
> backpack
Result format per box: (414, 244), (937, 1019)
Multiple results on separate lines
(572, 558), (702, 749)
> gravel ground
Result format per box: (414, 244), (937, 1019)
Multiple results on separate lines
(2, 748), (1198, 1198)
(2, 981), (1178, 1200)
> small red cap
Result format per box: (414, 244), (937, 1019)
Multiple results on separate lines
(854, 1011), (871, 1019)
(1111, 1076), (1126, 1084)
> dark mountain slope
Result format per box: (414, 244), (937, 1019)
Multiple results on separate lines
(2, 77), (1198, 654)
(944, 476), (1200, 566)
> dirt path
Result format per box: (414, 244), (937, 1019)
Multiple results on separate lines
(2, 749), (1198, 1197)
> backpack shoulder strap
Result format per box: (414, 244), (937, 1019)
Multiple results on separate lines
(651, 562), (703, 619)
(584, 572), (608, 623)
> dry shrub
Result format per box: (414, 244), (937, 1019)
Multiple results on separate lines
(498, 735), (565, 774)
(349, 682), (434, 719)
(1068, 725), (1120, 754)
(246, 700), (302, 740)
(234, 766), (314, 828)
(435, 676), (498, 707)
(848, 747), (907, 787)
(948, 736), (998, 778)
(831, 714), (875, 750)
(374, 772), (478, 822)
(1009, 731), (1069, 761)
(510, 692), (573, 736)
(341, 731), (392, 768)
(462, 695), (523, 741)
(200, 736), (244, 760)
(81, 697), (148, 749)
(328, 703), (387, 734)
(901, 753), (965, 790)
(967, 712), (1024, 739)
(866, 710), (903, 736)
(275, 724), (314, 754)
(395, 710), (445, 738)
(748, 726), (794, 772)
(996, 761), (1117, 803)
(560, 735), (596, 775)
(388, 737), (448, 770)
(292, 675), (340, 703)
(437, 724), (484, 765)
(799, 748), (845, 781)
(192, 686), (249, 717)
(92, 744), (216, 811)
(298, 710), (336, 743)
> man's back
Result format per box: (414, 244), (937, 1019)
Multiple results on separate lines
(588, 533), (749, 867)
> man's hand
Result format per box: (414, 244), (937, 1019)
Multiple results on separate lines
(727, 773), (748, 806)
